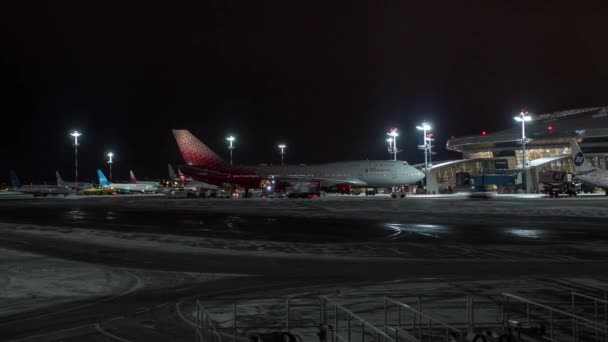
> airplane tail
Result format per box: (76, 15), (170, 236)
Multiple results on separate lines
(178, 169), (187, 183)
(9, 170), (22, 188)
(129, 170), (137, 183)
(56, 171), (65, 186)
(172, 129), (226, 167)
(97, 169), (111, 187)
(168, 164), (177, 179)
(571, 139), (597, 173)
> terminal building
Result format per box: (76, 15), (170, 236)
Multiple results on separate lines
(424, 106), (608, 193)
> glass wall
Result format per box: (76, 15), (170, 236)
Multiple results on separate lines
(514, 147), (571, 166)
(464, 151), (494, 159)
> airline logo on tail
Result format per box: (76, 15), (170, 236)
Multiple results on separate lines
(570, 139), (597, 173)
(574, 152), (585, 167)
(172, 129), (226, 167)
(97, 169), (111, 187)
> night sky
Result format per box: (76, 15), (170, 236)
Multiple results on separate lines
(2, 2), (607, 183)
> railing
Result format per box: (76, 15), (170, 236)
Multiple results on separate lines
(196, 298), (317, 342)
(384, 297), (462, 342)
(196, 300), (224, 342)
(571, 291), (608, 342)
(502, 292), (608, 342)
(321, 296), (395, 342)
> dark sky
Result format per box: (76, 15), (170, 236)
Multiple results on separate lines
(2, 1), (607, 182)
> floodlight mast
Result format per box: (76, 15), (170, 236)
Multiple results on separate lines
(70, 131), (82, 190)
(416, 122), (432, 170)
(226, 136), (235, 165)
(278, 144), (286, 166)
(514, 110), (532, 192)
(386, 129), (399, 161)
(107, 152), (114, 182)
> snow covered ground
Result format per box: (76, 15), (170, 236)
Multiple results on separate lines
(0, 247), (242, 317)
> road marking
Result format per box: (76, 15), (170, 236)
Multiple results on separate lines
(95, 323), (133, 342)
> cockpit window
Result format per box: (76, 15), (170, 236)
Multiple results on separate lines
(403, 162), (408, 165)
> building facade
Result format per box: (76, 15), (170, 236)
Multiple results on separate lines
(425, 106), (608, 193)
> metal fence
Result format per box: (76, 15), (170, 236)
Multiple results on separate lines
(383, 297), (461, 342)
(571, 291), (608, 341)
(502, 292), (608, 342)
(196, 297), (320, 342)
(193, 291), (608, 342)
(320, 296), (395, 342)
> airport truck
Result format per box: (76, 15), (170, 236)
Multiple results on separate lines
(538, 171), (579, 197)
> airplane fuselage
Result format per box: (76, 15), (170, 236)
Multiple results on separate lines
(103, 183), (158, 193)
(182, 160), (425, 188)
(577, 172), (608, 189)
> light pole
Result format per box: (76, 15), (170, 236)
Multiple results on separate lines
(107, 152), (114, 182)
(70, 131), (81, 190)
(278, 144), (286, 166)
(514, 110), (532, 192)
(427, 133), (435, 168)
(386, 137), (394, 158)
(226, 135), (235, 165)
(416, 122), (432, 170)
(386, 129), (399, 161)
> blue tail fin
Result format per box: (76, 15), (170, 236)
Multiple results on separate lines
(97, 169), (111, 186)
(9, 170), (22, 188)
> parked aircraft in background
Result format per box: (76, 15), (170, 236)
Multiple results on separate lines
(168, 164), (218, 190)
(129, 170), (160, 186)
(9, 171), (71, 197)
(56, 171), (93, 190)
(172, 129), (425, 190)
(98, 170), (157, 193)
(571, 139), (608, 193)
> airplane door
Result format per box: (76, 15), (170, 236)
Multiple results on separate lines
(391, 167), (397, 180)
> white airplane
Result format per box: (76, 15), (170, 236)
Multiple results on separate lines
(571, 139), (608, 191)
(10, 170), (71, 197)
(97, 170), (158, 193)
(168, 164), (218, 190)
(56, 171), (93, 190)
(173, 129), (426, 190)
(129, 170), (160, 186)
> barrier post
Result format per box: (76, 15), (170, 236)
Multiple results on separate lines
(286, 298), (290, 333)
(233, 303), (237, 342)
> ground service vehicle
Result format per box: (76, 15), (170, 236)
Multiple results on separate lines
(539, 172), (579, 197)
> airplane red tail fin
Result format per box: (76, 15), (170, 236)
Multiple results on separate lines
(172, 129), (226, 167)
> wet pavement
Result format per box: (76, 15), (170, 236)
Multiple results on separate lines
(0, 204), (607, 246)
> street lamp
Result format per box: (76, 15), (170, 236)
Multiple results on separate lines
(278, 144), (286, 166)
(514, 110), (532, 192)
(70, 131), (81, 190)
(386, 137), (394, 157)
(416, 122), (432, 170)
(386, 129), (399, 161)
(226, 135), (235, 165)
(107, 152), (114, 182)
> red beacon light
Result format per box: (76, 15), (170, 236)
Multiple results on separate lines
(547, 125), (553, 132)
(481, 130), (487, 136)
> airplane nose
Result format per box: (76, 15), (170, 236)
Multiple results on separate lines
(416, 169), (426, 180)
